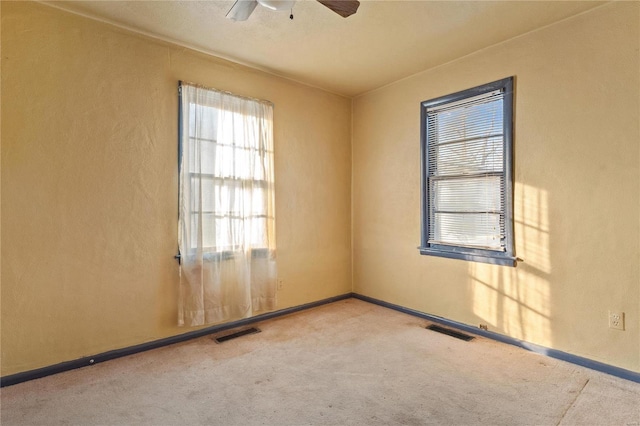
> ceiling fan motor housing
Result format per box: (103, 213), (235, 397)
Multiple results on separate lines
(257, 0), (295, 11)
(227, 0), (359, 21)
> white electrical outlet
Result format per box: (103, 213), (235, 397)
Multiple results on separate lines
(608, 311), (625, 330)
(277, 279), (284, 290)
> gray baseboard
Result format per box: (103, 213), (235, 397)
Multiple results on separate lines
(352, 293), (640, 384)
(3, 292), (638, 387)
(0, 293), (352, 387)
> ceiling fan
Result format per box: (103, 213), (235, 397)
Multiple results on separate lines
(226, 0), (360, 21)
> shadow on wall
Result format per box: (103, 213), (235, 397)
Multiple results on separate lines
(469, 182), (552, 347)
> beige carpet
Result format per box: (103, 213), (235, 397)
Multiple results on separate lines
(2, 299), (639, 425)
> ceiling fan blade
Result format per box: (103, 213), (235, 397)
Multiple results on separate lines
(316, 0), (360, 18)
(226, 0), (259, 21)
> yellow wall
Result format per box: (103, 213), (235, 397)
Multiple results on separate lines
(1, 1), (352, 376)
(353, 2), (639, 372)
(2, 0), (639, 377)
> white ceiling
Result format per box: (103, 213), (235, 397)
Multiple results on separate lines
(48, 0), (605, 97)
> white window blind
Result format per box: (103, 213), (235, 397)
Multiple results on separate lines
(426, 89), (506, 251)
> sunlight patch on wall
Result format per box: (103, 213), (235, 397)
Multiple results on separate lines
(471, 266), (500, 326)
(514, 182), (550, 274)
(470, 183), (552, 346)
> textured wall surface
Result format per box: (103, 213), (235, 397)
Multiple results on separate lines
(353, 2), (640, 372)
(2, 1), (639, 377)
(1, 1), (351, 376)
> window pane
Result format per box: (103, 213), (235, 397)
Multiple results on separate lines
(248, 217), (268, 248)
(430, 97), (503, 144)
(189, 104), (218, 141)
(431, 212), (503, 250)
(200, 176), (216, 212)
(199, 140), (217, 175)
(247, 186), (267, 216)
(188, 139), (217, 175)
(431, 176), (503, 213)
(429, 137), (503, 176)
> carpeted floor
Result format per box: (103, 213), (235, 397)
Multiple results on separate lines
(2, 299), (639, 425)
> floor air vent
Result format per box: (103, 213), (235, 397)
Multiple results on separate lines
(214, 327), (261, 343)
(426, 324), (474, 341)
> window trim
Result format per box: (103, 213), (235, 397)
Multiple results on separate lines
(418, 77), (516, 267)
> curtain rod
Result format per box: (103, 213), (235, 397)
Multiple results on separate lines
(178, 80), (274, 107)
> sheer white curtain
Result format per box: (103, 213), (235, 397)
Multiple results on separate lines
(178, 82), (276, 327)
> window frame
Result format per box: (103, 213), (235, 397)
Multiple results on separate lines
(419, 77), (516, 267)
(177, 81), (275, 262)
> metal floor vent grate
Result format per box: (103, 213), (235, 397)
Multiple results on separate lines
(426, 324), (474, 341)
(214, 327), (261, 343)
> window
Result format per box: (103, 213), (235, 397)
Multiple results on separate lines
(419, 77), (515, 266)
(177, 82), (277, 326)
(178, 82), (276, 259)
